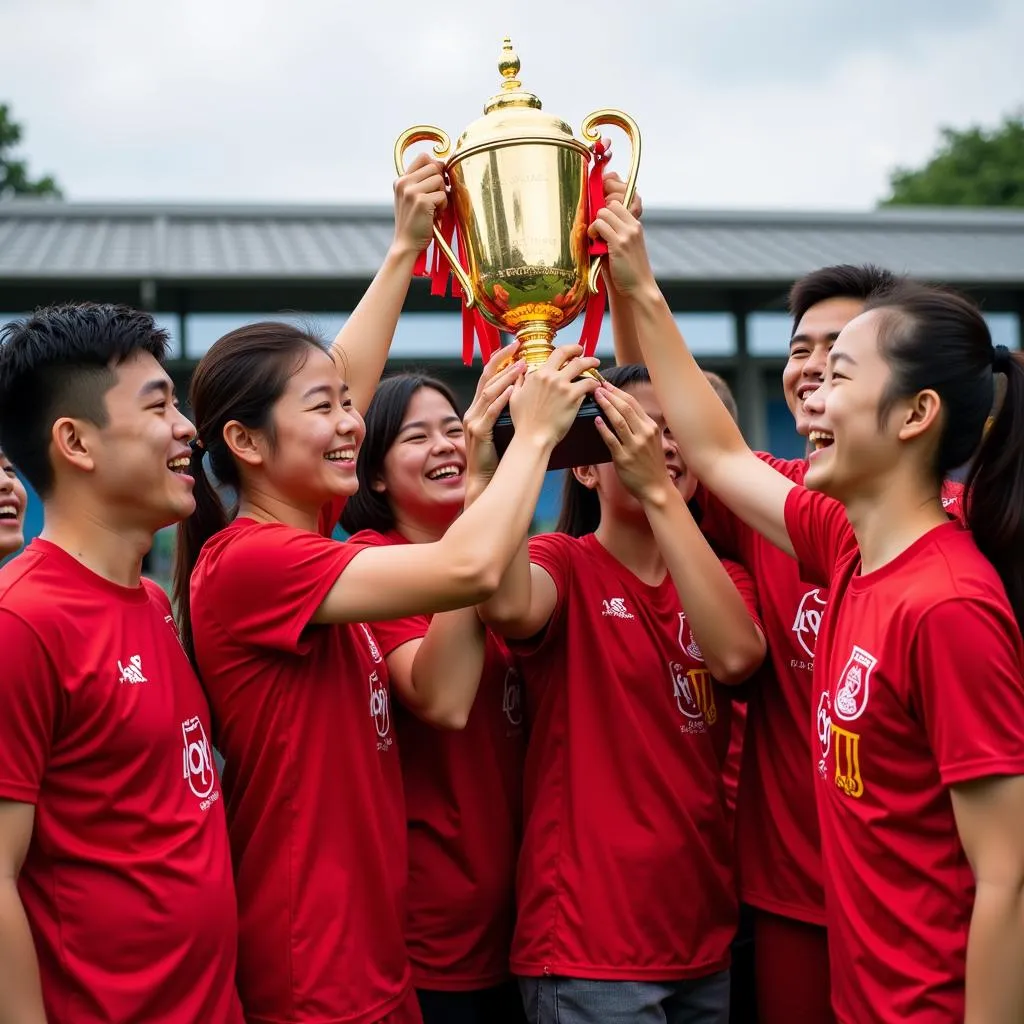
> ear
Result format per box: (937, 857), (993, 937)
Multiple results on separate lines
(371, 474), (387, 494)
(223, 420), (266, 468)
(51, 417), (97, 474)
(572, 464), (600, 491)
(896, 388), (942, 442)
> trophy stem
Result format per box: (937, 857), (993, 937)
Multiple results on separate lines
(515, 322), (556, 371)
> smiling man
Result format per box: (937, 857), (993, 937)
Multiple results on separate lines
(0, 304), (243, 1023)
(0, 447), (28, 560)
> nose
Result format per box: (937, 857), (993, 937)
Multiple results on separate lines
(803, 382), (826, 413)
(0, 473), (12, 494)
(432, 429), (457, 454)
(337, 406), (365, 441)
(172, 406), (196, 441)
(803, 345), (827, 380)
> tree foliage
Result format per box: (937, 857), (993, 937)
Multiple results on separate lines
(0, 103), (62, 200)
(881, 110), (1024, 208)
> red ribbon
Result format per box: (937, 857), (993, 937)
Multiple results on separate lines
(416, 141), (611, 364)
(578, 139), (611, 358)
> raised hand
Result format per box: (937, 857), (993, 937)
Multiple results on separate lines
(509, 345), (600, 449)
(603, 169), (643, 220)
(589, 202), (657, 297)
(463, 343), (526, 492)
(593, 383), (673, 503)
(392, 152), (447, 256)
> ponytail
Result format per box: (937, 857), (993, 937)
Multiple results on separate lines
(966, 349), (1024, 633)
(173, 445), (231, 666)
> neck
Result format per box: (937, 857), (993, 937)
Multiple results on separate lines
(237, 484), (321, 533)
(391, 502), (459, 545)
(41, 499), (155, 588)
(842, 465), (948, 575)
(593, 510), (666, 586)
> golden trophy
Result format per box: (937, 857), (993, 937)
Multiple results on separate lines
(395, 38), (640, 470)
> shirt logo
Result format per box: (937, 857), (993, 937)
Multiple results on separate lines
(792, 588), (826, 661)
(834, 645), (876, 722)
(817, 692), (864, 799)
(670, 662), (716, 730)
(117, 655), (148, 685)
(677, 611), (704, 662)
(601, 597), (635, 620)
(181, 716), (216, 801)
(369, 670), (391, 742)
(502, 667), (523, 728)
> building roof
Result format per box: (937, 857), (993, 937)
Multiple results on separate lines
(2, 200), (1023, 286)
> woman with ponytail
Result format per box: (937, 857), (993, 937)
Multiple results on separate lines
(341, 369), (527, 1024)
(175, 325), (595, 1024)
(591, 199), (1024, 1024)
(478, 363), (766, 1024)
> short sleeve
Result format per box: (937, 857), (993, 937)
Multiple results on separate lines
(700, 454), (808, 564)
(0, 611), (60, 803)
(506, 533), (575, 655)
(911, 598), (1024, 786)
(369, 613), (430, 659)
(203, 525), (367, 654)
(784, 485), (855, 588)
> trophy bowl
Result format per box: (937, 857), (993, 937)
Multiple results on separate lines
(395, 38), (641, 470)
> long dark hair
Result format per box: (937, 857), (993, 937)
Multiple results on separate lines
(556, 364), (651, 537)
(867, 284), (1024, 630)
(340, 373), (461, 535)
(172, 322), (326, 663)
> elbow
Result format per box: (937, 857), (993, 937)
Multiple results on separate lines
(710, 633), (767, 687)
(447, 551), (503, 606)
(417, 703), (471, 731)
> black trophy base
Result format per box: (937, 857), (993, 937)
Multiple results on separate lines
(493, 393), (613, 472)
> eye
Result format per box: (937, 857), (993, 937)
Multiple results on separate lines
(404, 433), (427, 443)
(314, 402), (332, 412)
(447, 425), (465, 436)
(789, 347), (810, 359)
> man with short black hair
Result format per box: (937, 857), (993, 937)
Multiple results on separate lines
(0, 303), (243, 1023)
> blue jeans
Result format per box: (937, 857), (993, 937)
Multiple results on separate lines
(519, 971), (730, 1024)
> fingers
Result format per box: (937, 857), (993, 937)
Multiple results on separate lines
(480, 340), (522, 386)
(403, 152), (446, 179)
(480, 384), (514, 429)
(468, 358), (525, 419)
(593, 412), (624, 455)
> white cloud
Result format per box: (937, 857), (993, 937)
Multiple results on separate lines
(2, 0), (1021, 209)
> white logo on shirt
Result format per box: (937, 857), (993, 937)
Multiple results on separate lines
(601, 597), (635, 620)
(677, 612), (704, 662)
(942, 494), (958, 510)
(502, 667), (523, 728)
(117, 655), (148, 685)
(792, 588), (827, 661)
(181, 716), (215, 800)
(369, 670), (391, 741)
(834, 645), (877, 722)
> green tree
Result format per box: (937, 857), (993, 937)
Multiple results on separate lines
(880, 110), (1024, 208)
(0, 103), (62, 199)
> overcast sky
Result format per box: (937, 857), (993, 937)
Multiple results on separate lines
(3, 0), (1021, 211)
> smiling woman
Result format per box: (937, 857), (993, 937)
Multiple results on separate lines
(0, 447), (28, 559)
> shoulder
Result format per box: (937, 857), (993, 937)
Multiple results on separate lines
(347, 528), (397, 550)
(755, 452), (808, 484)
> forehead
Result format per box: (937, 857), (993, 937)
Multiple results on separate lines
(402, 386), (458, 422)
(831, 309), (887, 363)
(624, 381), (663, 420)
(108, 350), (173, 396)
(794, 297), (866, 340)
(284, 346), (342, 392)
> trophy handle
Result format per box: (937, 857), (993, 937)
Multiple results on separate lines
(580, 109), (642, 295)
(394, 125), (475, 307)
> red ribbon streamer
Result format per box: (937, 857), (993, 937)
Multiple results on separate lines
(578, 139), (611, 358)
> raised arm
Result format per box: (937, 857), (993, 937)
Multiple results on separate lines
(330, 153), (446, 413)
(591, 203), (796, 556)
(952, 775), (1024, 1024)
(594, 384), (766, 683)
(312, 346), (598, 625)
(0, 801), (46, 1024)
(602, 172), (644, 367)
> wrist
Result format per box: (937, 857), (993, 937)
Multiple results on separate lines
(639, 483), (673, 510)
(385, 240), (421, 268)
(627, 278), (665, 310)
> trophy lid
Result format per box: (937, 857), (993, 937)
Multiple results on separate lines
(451, 38), (588, 160)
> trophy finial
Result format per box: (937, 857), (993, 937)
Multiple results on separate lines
(498, 37), (521, 91)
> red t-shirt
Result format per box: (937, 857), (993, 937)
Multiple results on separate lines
(510, 531), (762, 981)
(785, 486), (1024, 1024)
(191, 516), (412, 1024)
(351, 527), (525, 991)
(702, 454), (829, 924)
(0, 540), (242, 1024)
